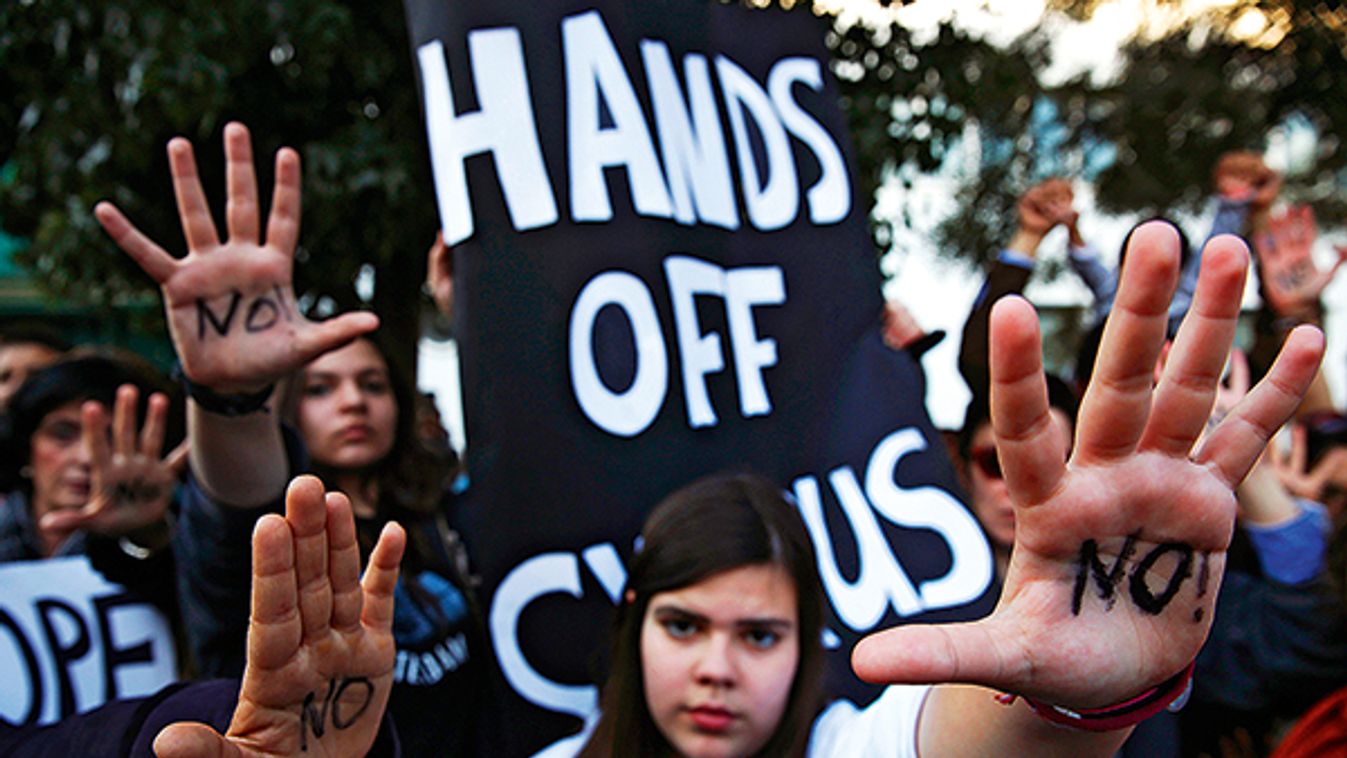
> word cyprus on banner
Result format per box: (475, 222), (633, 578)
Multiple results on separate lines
(0, 557), (177, 727)
(403, 0), (996, 749)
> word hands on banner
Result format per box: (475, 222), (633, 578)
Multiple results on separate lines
(415, 9), (851, 246)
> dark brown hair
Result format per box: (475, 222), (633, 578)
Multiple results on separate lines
(580, 471), (824, 758)
(1, 347), (182, 495)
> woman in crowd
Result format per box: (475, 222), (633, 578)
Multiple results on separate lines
(94, 122), (492, 756)
(0, 349), (184, 566)
(0, 348), (188, 670)
(543, 471), (924, 757)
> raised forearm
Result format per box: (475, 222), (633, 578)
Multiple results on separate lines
(187, 400), (288, 508)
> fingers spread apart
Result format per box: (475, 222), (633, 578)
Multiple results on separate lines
(168, 137), (222, 252)
(94, 202), (178, 284)
(224, 122), (261, 245)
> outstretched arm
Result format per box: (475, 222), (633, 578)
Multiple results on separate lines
(95, 122), (378, 507)
(854, 223), (1324, 756)
(154, 475), (404, 758)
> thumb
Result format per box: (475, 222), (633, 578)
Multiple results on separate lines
(39, 507), (95, 540)
(166, 439), (192, 477)
(295, 311), (381, 365)
(152, 722), (242, 758)
(851, 619), (1016, 689)
(1329, 246), (1347, 273)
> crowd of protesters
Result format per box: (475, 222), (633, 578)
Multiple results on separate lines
(886, 152), (1347, 757)
(0, 113), (1341, 758)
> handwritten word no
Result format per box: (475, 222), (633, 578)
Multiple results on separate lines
(112, 480), (163, 506)
(1071, 535), (1210, 618)
(299, 676), (374, 752)
(196, 286), (292, 340)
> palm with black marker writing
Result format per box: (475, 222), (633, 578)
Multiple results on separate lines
(154, 475), (404, 758)
(854, 224), (1323, 718)
(94, 122), (378, 395)
(38, 384), (188, 545)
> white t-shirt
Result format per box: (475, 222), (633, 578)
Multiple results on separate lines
(534, 684), (930, 757)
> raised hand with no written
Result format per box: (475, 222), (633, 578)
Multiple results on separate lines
(39, 384), (188, 548)
(94, 122), (378, 395)
(855, 224), (1323, 755)
(153, 476), (404, 758)
(1253, 205), (1347, 320)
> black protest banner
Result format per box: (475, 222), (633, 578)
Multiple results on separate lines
(403, 1), (997, 749)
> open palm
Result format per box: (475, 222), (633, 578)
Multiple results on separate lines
(854, 224), (1324, 709)
(154, 476), (404, 758)
(94, 123), (377, 394)
(39, 385), (188, 542)
(1253, 205), (1347, 319)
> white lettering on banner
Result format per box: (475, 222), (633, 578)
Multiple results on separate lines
(489, 427), (992, 715)
(0, 557), (177, 727)
(417, 33), (558, 246)
(794, 428), (994, 629)
(864, 429), (994, 609)
(724, 265), (786, 417)
(794, 470), (923, 628)
(490, 552), (600, 718)
(666, 256), (727, 428)
(569, 271), (669, 437)
(640, 41), (738, 230)
(569, 256), (786, 436)
(581, 543), (628, 603)
(767, 58), (851, 225)
(414, 10), (851, 242)
(716, 55), (798, 231)
(564, 11), (674, 223)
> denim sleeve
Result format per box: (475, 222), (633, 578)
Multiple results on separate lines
(1172, 198), (1252, 322)
(174, 425), (309, 677)
(1195, 570), (1347, 713)
(1068, 242), (1116, 323)
(1205, 197), (1250, 244)
(1243, 499), (1331, 586)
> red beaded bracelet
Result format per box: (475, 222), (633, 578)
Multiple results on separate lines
(997, 661), (1195, 733)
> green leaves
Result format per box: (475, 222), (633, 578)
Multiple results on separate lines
(1, 0), (431, 366)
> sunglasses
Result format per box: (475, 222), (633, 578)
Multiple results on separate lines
(969, 446), (1002, 480)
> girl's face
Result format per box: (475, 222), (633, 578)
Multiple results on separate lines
(640, 563), (799, 758)
(28, 401), (92, 521)
(297, 340), (397, 472)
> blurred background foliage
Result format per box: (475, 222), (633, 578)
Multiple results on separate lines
(0, 0), (434, 370)
(1, 0), (1345, 364)
(830, 0), (1347, 268)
